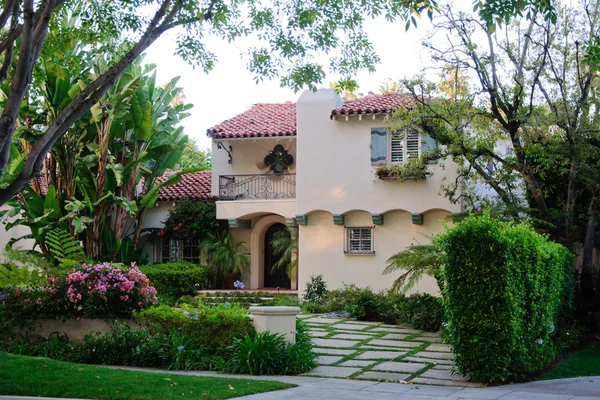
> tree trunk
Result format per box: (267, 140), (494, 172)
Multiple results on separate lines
(581, 196), (597, 303)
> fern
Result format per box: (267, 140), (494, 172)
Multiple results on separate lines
(45, 228), (84, 263)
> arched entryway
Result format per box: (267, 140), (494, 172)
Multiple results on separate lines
(263, 223), (291, 289)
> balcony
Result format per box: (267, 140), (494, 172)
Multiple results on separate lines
(219, 174), (296, 201)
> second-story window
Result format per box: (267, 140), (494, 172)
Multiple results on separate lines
(371, 128), (435, 165)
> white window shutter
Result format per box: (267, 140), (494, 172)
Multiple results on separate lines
(371, 128), (388, 164)
(390, 132), (404, 162)
(406, 129), (420, 159)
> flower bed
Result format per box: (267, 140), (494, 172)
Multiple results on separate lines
(1, 262), (157, 338)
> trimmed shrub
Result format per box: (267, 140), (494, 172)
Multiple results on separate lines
(135, 304), (254, 353)
(439, 214), (576, 383)
(139, 262), (208, 298)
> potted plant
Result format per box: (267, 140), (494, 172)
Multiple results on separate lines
(200, 231), (250, 289)
(270, 227), (299, 282)
(374, 157), (431, 181)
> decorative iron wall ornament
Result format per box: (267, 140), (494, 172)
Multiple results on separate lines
(217, 142), (233, 164)
(264, 144), (293, 173)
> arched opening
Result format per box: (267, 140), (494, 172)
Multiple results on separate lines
(263, 223), (291, 289)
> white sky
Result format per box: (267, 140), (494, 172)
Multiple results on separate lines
(143, 0), (472, 151)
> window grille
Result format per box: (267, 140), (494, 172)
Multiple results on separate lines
(161, 237), (200, 264)
(344, 226), (375, 255)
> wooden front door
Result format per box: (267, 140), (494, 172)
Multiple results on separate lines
(264, 223), (291, 289)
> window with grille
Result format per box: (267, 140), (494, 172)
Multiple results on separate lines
(345, 227), (375, 255)
(161, 237), (200, 263)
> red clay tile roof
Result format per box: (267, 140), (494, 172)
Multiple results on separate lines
(156, 170), (214, 202)
(207, 103), (296, 139)
(331, 92), (414, 118)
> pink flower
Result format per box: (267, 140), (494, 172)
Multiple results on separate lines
(36, 298), (44, 306)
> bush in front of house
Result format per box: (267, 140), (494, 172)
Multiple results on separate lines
(0, 263), (158, 337)
(439, 213), (577, 383)
(135, 304), (255, 354)
(225, 319), (316, 375)
(139, 262), (208, 299)
(300, 283), (444, 331)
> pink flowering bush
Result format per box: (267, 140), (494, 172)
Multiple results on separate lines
(0, 263), (157, 332)
(59, 263), (158, 316)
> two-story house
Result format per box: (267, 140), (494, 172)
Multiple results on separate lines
(208, 89), (461, 294)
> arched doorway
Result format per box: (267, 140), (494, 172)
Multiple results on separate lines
(264, 223), (291, 289)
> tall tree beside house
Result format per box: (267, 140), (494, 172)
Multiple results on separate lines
(392, 2), (600, 308)
(3, 50), (195, 263)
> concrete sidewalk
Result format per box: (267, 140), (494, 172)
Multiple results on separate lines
(3, 369), (599, 400)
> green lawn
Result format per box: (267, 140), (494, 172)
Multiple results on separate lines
(0, 352), (294, 400)
(541, 341), (600, 380)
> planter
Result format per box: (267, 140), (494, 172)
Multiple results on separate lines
(377, 172), (427, 181)
(225, 272), (240, 289)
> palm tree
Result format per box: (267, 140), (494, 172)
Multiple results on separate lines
(270, 227), (298, 281)
(379, 79), (400, 94)
(382, 237), (444, 294)
(200, 231), (250, 288)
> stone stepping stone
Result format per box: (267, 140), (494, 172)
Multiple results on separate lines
(413, 351), (454, 360)
(420, 332), (442, 337)
(331, 333), (373, 340)
(316, 355), (343, 365)
(369, 339), (421, 348)
(297, 314), (314, 319)
(372, 361), (427, 373)
(424, 343), (451, 352)
(339, 360), (376, 367)
(413, 336), (443, 343)
(403, 356), (454, 365)
(308, 327), (327, 331)
(355, 350), (406, 360)
(356, 371), (410, 382)
(346, 321), (381, 325)
(370, 327), (422, 334)
(411, 377), (482, 388)
(302, 366), (361, 378)
(331, 323), (370, 331)
(421, 368), (470, 382)
(308, 331), (330, 338)
(361, 346), (406, 352)
(313, 348), (356, 355)
(380, 333), (412, 340)
(313, 338), (360, 348)
(433, 365), (453, 370)
(309, 318), (343, 324)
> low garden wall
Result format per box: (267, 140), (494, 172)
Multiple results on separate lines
(16, 319), (139, 340)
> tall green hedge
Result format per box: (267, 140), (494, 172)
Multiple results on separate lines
(439, 214), (576, 383)
(139, 262), (208, 298)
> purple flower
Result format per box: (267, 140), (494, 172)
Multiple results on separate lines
(177, 345), (185, 351)
(233, 280), (244, 289)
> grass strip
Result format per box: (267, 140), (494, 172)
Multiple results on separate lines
(0, 352), (293, 400)
(541, 341), (600, 380)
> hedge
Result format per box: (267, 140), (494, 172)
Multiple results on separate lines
(135, 305), (255, 353)
(139, 262), (208, 299)
(439, 214), (576, 383)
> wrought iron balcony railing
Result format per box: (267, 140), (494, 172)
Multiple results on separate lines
(219, 173), (296, 201)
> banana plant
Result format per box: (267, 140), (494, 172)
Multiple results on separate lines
(4, 47), (194, 264)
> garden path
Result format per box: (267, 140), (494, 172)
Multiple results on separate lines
(298, 314), (479, 387)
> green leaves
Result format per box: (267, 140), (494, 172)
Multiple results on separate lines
(439, 213), (576, 383)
